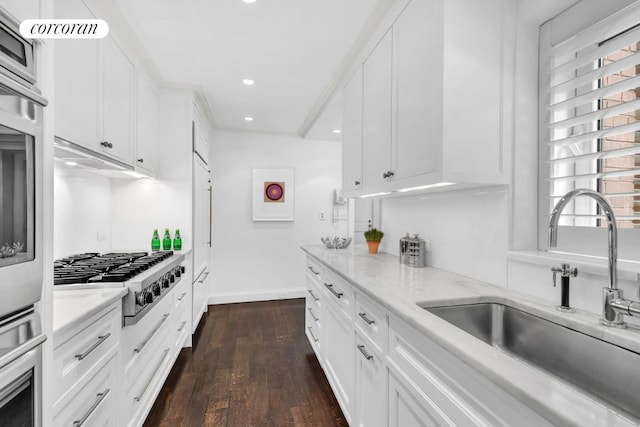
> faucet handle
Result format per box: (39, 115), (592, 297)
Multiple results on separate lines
(551, 263), (578, 287)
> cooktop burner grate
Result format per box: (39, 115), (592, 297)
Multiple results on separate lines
(53, 251), (174, 285)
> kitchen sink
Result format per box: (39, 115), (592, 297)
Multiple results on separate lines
(422, 301), (640, 419)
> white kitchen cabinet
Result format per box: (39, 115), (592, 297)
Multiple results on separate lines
(388, 370), (449, 427)
(193, 105), (210, 164)
(305, 258), (324, 360)
(52, 354), (118, 427)
(323, 298), (355, 424)
(342, 67), (364, 192)
(119, 295), (172, 427)
(135, 71), (159, 176)
(355, 332), (386, 427)
(192, 267), (210, 333)
(54, 0), (135, 165)
(172, 279), (191, 356)
(343, 0), (511, 197)
(51, 300), (121, 427)
(362, 28), (393, 189)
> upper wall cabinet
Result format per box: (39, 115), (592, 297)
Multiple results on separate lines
(135, 71), (159, 177)
(342, 68), (364, 192)
(55, 0), (135, 165)
(342, 0), (512, 197)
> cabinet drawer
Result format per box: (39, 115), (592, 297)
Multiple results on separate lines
(322, 270), (354, 321)
(173, 280), (189, 310)
(53, 354), (118, 427)
(173, 301), (190, 353)
(305, 305), (322, 360)
(306, 256), (323, 285)
(52, 305), (120, 405)
(354, 291), (387, 355)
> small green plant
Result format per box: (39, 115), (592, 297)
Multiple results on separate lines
(364, 220), (384, 242)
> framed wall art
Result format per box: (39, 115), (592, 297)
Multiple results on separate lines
(252, 168), (295, 221)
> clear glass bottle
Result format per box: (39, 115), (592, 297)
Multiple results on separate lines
(173, 229), (182, 251)
(162, 229), (172, 250)
(151, 229), (161, 251)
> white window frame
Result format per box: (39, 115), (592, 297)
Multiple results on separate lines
(538, 0), (640, 262)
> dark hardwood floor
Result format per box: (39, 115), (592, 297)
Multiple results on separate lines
(143, 299), (347, 427)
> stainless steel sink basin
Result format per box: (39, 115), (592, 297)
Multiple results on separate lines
(423, 301), (640, 419)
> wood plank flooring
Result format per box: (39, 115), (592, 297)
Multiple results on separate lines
(143, 299), (347, 427)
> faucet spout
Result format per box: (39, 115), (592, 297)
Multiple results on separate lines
(548, 188), (618, 290)
(548, 189), (626, 328)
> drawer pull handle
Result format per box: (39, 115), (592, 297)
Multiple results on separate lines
(177, 292), (187, 302)
(177, 321), (187, 332)
(134, 313), (170, 354)
(357, 344), (374, 361)
(73, 388), (110, 427)
(197, 271), (210, 284)
(324, 283), (343, 299)
(75, 333), (111, 361)
(134, 348), (170, 402)
(307, 266), (320, 276)
(308, 289), (319, 302)
(358, 312), (375, 325)
(308, 307), (319, 323)
(307, 327), (319, 342)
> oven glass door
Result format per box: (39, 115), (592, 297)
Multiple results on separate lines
(0, 121), (34, 269)
(0, 369), (33, 427)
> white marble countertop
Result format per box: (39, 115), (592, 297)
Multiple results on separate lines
(53, 288), (128, 341)
(302, 244), (640, 427)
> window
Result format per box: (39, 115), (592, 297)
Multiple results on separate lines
(539, 2), (640, 260)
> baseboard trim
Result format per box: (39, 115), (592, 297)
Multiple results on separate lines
(209, 287), (306, 305)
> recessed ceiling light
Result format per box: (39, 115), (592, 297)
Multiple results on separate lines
(242, 0), (257, 3)
(242, 78), (255, 86)
(244, 116), (254, 122)
(332, 129), (341, 134)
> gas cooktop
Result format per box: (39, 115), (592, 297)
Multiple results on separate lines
(53, 251), (174, 286)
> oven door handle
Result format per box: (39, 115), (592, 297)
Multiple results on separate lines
(0, 72), (48, 107)
(0, 333), (46, 371)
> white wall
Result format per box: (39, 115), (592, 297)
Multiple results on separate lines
(210, 129), (347, 303)
(379, 187), (509, 287)
(53, 167), (113, 258)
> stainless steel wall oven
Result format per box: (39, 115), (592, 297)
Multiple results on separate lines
(0, 7), (47, 427)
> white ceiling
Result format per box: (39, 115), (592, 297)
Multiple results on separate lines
(111, 0), (392, 140)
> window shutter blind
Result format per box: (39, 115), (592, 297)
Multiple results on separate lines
(546, 11), (640, 228)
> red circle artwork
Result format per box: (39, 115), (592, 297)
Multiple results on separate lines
(264, 182), (285, 202)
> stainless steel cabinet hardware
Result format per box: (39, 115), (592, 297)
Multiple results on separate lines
(99, 141), (113, 149)
(134, 348), (170, 402)
(307, 266), (320, 276)
(308, 307), (319, 323)
(177, 321), (187, 332)
(355, 180), (361, 186)
(177, 292), (187, 302)
(134, 313), (169, 354)
(308, 289), (319, 301)
(324, 283), (343, 299)
(358, 312), (375, 325)
(75, 333), (111, 360)
(197, 271), (210, 284)
(208, 185), (212, 247)
(137, 158), (144, 163)
(73, 388), (110, 427)
(382, 171), (395, 179)
(307, 327), (319, 342)
(357, 344), (373, 360)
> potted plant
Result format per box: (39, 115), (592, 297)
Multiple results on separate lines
(364, 220), (384, 254)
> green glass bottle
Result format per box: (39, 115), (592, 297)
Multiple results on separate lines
(173, 229), (182, 251)
(151, 229), (161, 251)
(162, 229), (172, 250)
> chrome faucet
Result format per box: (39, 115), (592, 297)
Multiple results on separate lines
(548, 188), (640, 327)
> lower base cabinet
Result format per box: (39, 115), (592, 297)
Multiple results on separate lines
(388, 370), (448, 427)
(355, 333), (386, 427)
(323, 301), (355, 424)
